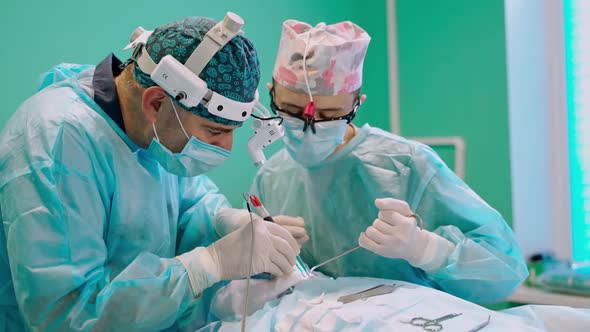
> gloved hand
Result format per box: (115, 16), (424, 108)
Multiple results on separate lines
(358, 198), (455, 272)
(177, 213), (300, 296)
(214, 208), (250, 237)
(212, 268), (308, 318)
(273, 215), (309, 247)
(215, 208), (308, 247)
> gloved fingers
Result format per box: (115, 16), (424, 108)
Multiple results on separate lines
(214, 208), (252, 237)
(375, 198), (413, 216)
(373, 218), (395, 235)
(296, 233), (310, 246)
(358, 232), (383, 253)
(274, 215), (305, 228)
(364, 225), (389, 245)
(378, 210), (415, 227)
(268, 247), (295, 275)
(217, 208), (255, 224)
(262, 261), (284, 277)
(281, 225), (307, 239)
(215, 207), (243, 218)
(270, 235), (297, 267)
(266, 222), (300, 255)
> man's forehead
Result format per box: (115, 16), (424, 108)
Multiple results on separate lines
(192, 112), (242, 129)
(204, 120), (242, 130)
(276, 85), (355, 109)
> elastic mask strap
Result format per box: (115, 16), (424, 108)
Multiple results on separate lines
(302, 30), (318, 134)
(152, 123), (160, 141)
(302, 32), (314, 103)
(169, 98), (190, 140)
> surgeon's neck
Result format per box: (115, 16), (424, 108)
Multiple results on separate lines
(334, 124), (356, 153)
(115, 74), (150, 148)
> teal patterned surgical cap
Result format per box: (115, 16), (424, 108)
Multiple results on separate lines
(133, 16), (260, 126)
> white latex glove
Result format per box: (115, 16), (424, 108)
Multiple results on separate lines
(215, 208), (308, 247)
(177, 213), (299, 297)
(214, 208), (250, 237)
(273, 215), (309, 247)
(358, 198), (455, 272)
(211, 269), (308, 318)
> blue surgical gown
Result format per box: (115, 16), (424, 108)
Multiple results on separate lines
(0, 64), (230, 331)
(250, 124), (528, 304)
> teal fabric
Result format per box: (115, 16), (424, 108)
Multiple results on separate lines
(0, 63), (230, 331)
(535, 268), (590, 296)
(133, 17), (260, 126)
(250, 124), (528, 304)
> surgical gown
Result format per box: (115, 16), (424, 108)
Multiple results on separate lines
(0, 63), (229, 331)
(250, 124), (528, 304)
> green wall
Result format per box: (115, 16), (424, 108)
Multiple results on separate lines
(396, 0), (513, 224)
(0, 0), (511, 223)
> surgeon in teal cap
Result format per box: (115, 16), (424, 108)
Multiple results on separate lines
(0, 15), (298, 331)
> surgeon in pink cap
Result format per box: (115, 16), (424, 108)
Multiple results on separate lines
(248, 19), (528, 304)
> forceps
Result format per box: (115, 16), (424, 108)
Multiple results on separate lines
(309, 245), (361, 273)
(308, 211), (424, 274)
(404, 313), (463, 332)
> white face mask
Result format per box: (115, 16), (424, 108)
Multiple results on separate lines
(282, 116), (348, 168)
(147, 98), (230, 177)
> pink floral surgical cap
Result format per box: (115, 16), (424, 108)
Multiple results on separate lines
(273, 19), (371, 96)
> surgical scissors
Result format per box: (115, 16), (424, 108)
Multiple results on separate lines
(405, 313), (462, 332)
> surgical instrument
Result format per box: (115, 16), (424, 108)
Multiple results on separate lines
(467, 315), (491, 332)
(242, 193), (273, 281)
(241, 193), (257, 332)
(404, 313), (463, 332)
(337, 284), (400, 304)
(309, 245), (361, 273)
(248, 193), (312, 278)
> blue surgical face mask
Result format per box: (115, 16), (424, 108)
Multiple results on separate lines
(282, 116), (349, 168)
(147, 99), (231, 177)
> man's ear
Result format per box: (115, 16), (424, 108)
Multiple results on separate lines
(360, 94), (367, 104)
(266, 82), (273, 91)
(142, 87), (169, 123)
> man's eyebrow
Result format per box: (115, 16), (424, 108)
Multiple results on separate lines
(202, 124), (234, 133)
(316, 108), (344, 112)
(281, 102), (345, 112)
(282, 102), (305, 109)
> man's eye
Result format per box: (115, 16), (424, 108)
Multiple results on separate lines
(285, 107), (304, 114)
(316, 112), (334, 120)
(208, 130), (222, 136)
(317, 111), (344, 120)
